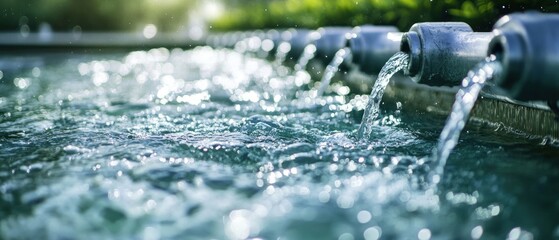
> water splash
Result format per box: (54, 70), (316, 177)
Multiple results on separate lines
(316, 47), (352, 97)
(430, 57), (502, 174)
(358, 52), (409, 139)
(294, 44), (317, 71)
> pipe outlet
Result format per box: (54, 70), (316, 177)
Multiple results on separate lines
(400, 22), (492, 86)
(312, 27), (353, 65)
(347, 25), (401, 75)
(488, 13), (559, 101)
(285, 29), (313, 62)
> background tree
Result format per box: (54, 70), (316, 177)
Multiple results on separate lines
(0, 0), (196, 32)
(211, 0), (559, 31)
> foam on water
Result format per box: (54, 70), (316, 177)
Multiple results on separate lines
(358, 52), (409, 140)
(0, 48), (558, 239)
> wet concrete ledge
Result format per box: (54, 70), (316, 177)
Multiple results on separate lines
(383, 79), (559, 140)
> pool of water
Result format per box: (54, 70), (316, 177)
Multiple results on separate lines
(1, 47), (558, 239)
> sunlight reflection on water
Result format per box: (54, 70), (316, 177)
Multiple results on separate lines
(0, 47), (557, 239)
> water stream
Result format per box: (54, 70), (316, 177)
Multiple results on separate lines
(274, 41), (292, 65)
(294, 44), (317, 71)
(358, 52), (409, 139)
(431, 57), (502, 174)
(316, 47), (352, 97)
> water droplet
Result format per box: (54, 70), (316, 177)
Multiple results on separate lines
(14, 78), (31, 89)
(418, 228), (431, 240)
(227, 210), (252, 239)
(357, 210), (372, 223)
(32, 67), (41, 78)
(508, 227), (522, 240)
(364, 226), (382, 240)
(471, 226), (483, 239)
(339, 233), (354, 240)
(318, 191), (330, 203)
(92, 72), (109, 86)
(143, 24), (158, 39)
(20, 24), (30, 38)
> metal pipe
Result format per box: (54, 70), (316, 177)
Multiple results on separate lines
(205, 34), (217, 48)
(219, 32), (236, 49)
(311, 27), (353, 65)
(400, 22), (492, 86)
(347, 25), (401, 75)
(285, 29), (313, 62)
(488, 12), (559, 101)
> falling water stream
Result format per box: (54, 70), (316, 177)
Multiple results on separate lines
(356, 53), (503, 178)
(294, 44), (317, 71)
(358, 52), (409, 139)
(431, 57), (502, 174)
(274, 41), (291, 65)
(316, 47), (352, 97)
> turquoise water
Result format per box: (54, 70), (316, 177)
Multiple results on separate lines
(0, 47), (558, 239)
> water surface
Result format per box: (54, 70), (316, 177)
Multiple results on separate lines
(0, 47), (558, 239)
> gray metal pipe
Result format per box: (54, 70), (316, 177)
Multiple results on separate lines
(488, 12), (559, 101)
(285, 29), (313, 62)
(312, 27), (353, 65)
(400, 22), (492, 86)
(347, 25), (401, 75)
(219, 32), (237, 49)
(206, 33), (226, 48)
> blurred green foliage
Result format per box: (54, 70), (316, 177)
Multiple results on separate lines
(0, 0), (195, 32)
(212, 0), (559, 31)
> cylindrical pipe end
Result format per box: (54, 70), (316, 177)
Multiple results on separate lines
(487, 13), (559, 101)
(487, 31), (526, 92)
(347, 26), (401, 75)
(400, 32), (422, 77)
(312, 27), (353, 65)
(285, 29), (312, 62)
